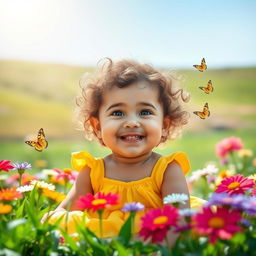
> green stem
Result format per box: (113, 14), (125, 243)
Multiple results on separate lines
(98, 210), (103, 239)
(229, 152), (239, 172)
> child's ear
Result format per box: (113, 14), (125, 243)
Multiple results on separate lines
(89, 117), (102, 138)
(162, 116), (171, 135)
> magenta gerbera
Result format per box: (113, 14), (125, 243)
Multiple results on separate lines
(76, 192), (119, 212)
(193, 206), (242, 244)
(215, 174), (255, 195)
(139, 205), (179, 243)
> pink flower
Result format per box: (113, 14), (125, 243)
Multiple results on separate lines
(216, 137), (243, 158)
(215, 174), (255, 195)
(53, 168), (77, 182)
(76, 192), (119, 212)
(193, 206), (242, 244)
(139, 205), (179, 243)
(0, 160), (14, 172)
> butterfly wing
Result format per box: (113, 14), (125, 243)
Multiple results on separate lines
(193, 58), (207, 72)
(207, 80), (213, 93)
(37, 128), (48, 151)
(25, 128), (48, 152)
(193, 103), (210, 119)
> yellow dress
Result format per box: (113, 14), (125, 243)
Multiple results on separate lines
(49, 151), (206, 238)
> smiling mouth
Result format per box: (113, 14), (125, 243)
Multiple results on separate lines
(119, 135), (145, 142)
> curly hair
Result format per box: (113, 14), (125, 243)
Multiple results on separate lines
(76, 58), (190, 145)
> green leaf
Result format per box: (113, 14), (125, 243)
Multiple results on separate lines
(110, 239), (130, 256)
(7, 219), (27, 230)
(118, 214), (132, 245)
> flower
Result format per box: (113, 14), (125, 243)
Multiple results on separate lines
(53, 168), (77, 182)
(215, 174), (255, 195)
(237, 149), (253, 158)
(0, 188), (22, 201)
(139, 205), (179, 243)
(193, 206), (242, 244)
(76, 192), (119, 212)
(163, 193), (189, 205)
(215, 169), (235, 186)
(12, 162), (32, 171)
(16, 185), (35, 193)
(251, 189), (256, 197)
(6, 173), (38, 186)
(122, 202), (145, 212)
(216, 136), (243, 158)
(188, 164), (218, 183)
(179, 208), (198, 217)
(0, 204), (13, 214)
(0, 160), (14, 172)
(30, 180), (55, 191)
(42, 189), (66, 203)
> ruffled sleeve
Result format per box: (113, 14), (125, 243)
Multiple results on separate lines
(152, 152), (190, 191)
(71, 151), (96, 172)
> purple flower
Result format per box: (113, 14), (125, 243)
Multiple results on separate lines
(122, 202), (145, 212)
(207, 193), (245, 208)
(240, 196), (256, 216)
(13, 162), (32, 170)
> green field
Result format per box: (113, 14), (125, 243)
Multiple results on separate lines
(0, 60), (256, 172)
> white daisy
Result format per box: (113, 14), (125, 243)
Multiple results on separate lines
(30, 180), (55, 191)
(16, 185), (34, 193)
(188, 164), (218, 183)
(163, 193), (189, 205)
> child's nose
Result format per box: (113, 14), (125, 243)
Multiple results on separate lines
(123, 118), (140, 128)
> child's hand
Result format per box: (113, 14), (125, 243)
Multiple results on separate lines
(41, 209), (66, 224)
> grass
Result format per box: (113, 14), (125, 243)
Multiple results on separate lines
(1, 128), (255, 173)
(0, 60), (256, 172)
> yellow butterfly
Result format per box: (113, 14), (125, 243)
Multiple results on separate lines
(25, 128), (48, 152)
(199, 80), (213, 94)
(193, 103), (210, 119)
(193, 58), (207, 72)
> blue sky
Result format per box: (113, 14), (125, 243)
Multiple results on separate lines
(0, 0), (255, 68)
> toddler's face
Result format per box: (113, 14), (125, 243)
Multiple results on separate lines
(90, 81), (170, 159)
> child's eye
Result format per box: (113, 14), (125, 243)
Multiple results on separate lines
(140, 109), (153, 116)
(111, 110), (124, 117)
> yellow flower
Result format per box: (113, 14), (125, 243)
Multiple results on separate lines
(0, 204), (12, 214)
(237, 149), (253, 158)
(42, 188), (66, 203)
(215, 169), (235, 186)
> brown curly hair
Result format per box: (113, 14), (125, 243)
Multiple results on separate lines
(76, 58), (190, 145)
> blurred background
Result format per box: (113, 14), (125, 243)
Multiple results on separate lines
(0, 0), (256, 172)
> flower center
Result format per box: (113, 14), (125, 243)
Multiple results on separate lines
(228, 182), (240, 190)
(153, 215), (168, 225)
(208, 217), (225, 228)
(63, 168), (72, 174)
(92, 199), (107, 206)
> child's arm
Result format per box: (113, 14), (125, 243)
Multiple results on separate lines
(56, 167), (93, 211)
(161, 160), (190, 246)
(41, 167), (93, 223)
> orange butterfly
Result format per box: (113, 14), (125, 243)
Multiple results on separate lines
(193, 103), (210, 119)
(193, 58), (207, 72)
(25, 128), (48, 152)
(199, 80), (213, 94)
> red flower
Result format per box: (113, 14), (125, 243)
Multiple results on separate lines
(139, 205), (179, 243)
(76, 192), (119, 212)
(193, 206), (242, 244)
(216, 137), (243, 158)
(0, 188), (22, 201)
(0, 160), (14, 172)
(215, 174), (255, 195)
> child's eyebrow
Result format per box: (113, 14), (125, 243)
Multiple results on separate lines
(137, 102), (157, 110)
(106, 102), (157, 112)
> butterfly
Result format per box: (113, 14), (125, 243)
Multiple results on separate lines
(193, 58), (207, 72)
(193, 103), (210, 119)
(25, 128), (48, 152)
(199, 80), (213, 94)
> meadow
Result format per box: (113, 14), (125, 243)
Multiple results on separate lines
(0, 60), (256, 172)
